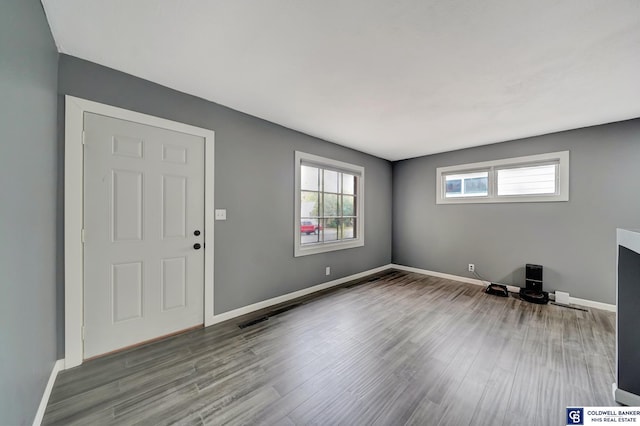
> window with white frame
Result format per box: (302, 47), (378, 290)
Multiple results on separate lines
(295, 152), (364, 257)
(436, 151), (569, 204)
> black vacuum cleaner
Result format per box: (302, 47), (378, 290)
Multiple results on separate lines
(485, 283), (509, 297)
(519, 263), (549, 304)
(484, 263), (549, 303)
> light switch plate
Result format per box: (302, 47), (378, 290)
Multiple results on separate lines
(215, 209), (227, 220)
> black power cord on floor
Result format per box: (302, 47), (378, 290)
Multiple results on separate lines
(472, 269), (492, 285)
(472, 268), (517, 288)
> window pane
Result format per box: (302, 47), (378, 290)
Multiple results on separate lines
(300, 219), (320, 245)
(324, 170), (339, 193)
(301, 166), (319, 191)
(464, 177), (488, 195)
(301, 191), (319, 217)
(322, 218), (339, 242)
(445, 171), (488, 197)
(343, 174), (355, 195)
(324, 193), (339, 217)
(445, 178), (462, 195)
(342, 195), (355, 216)
(342, 218), (356, 239)
(497, 164), (556, 196)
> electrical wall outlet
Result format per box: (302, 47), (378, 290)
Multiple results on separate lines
(325, 266), (331, 276)
(468, 264), (475, 272)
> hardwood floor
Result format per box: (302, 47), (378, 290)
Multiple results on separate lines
(43, 271), (617, 425)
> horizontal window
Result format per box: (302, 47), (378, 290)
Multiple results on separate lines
(436, 151), (569, 204)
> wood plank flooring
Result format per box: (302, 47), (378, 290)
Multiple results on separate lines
(43, 271), (617, 425)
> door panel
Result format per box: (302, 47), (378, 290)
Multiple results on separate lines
(162, 175), (187, 239)
(84, 113), (204, 359)
(161, 257), (187, 311)
(112, 170), (143, 241)
(111, 262), (143, 322)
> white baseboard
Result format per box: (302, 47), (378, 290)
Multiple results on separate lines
(390, 264), (616, 312)
(33, 359), (64, 426)
(390, 264), (519, 293)
(207, 264), (393, 326)
(391, 264), (485, 286)
(567, 296), (616, 312)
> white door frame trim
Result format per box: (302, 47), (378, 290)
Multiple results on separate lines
(64, 96), (215, 368)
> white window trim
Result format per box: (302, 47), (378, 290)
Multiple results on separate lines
(436, 151), (569, 204)
(294, 151), (364, 257)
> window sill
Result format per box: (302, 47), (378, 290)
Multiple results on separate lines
(437, 194), (569, 204)
(294, 239), (364, 257)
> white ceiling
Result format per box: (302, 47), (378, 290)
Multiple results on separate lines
(42, 0), (640, 161)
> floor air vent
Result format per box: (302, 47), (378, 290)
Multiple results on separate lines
(238, 316), (268, 329)
(268, 303), (301, 317)
(550, 302), (589, 312)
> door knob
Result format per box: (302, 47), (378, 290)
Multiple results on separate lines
(194, 230), (201, 236)
(193, 243), (202, 250)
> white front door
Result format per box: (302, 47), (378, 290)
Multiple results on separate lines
(83, 112), (205, 359)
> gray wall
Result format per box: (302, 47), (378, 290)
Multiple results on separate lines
(393, 119), (640, 305)
(58, 55), (392, 320)
(0, 1), (59, 424)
